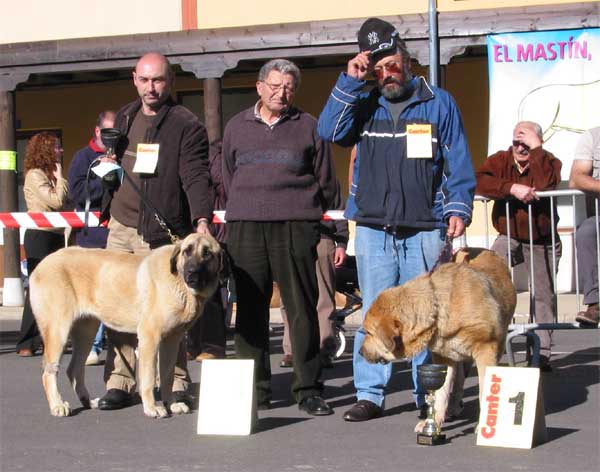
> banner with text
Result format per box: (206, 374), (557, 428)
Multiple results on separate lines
(487, 28), (600, 177)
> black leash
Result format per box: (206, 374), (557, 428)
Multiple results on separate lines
(428, 234), (454, 275)
(83, 159), (180, 244)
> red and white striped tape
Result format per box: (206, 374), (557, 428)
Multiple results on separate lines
(0, 211), (105, 229)
(0, 210), (346, 229)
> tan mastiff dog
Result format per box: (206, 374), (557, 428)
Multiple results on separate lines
(360, 247), (516, 433)
(30, 233), (225, 419)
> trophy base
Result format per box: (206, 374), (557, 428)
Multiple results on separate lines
(416, 433), (446, 446)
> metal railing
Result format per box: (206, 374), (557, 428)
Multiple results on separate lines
(473, 189), (599, 367)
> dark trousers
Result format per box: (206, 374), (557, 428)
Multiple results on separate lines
(17, 230), (64, 351)
(187, 287), (227, 357)
(227, 221), (322, 404)
(576, 217), (598, 306)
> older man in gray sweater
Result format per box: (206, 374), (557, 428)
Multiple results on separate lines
(222, 58), (336, 416)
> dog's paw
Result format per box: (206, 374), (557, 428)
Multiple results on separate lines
(50, 401), (71, 417)
(414, 419), (427, 433)
(144, 403), (170, 419)
(434, 412), (446, 427)
(170, 401), (191, 415)
(90, 397), (100, 409)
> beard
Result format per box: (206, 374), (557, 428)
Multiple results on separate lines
(379, 77), (412, 101)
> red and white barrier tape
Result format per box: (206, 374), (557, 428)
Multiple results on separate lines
(0, 210), (346, 229)
(0, 211), (105, 229)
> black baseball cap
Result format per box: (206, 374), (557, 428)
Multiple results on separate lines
(357, 18), (406, 58)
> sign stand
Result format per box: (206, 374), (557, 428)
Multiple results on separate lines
(476, 366), (547, 449)
(197, 359), (257, 436)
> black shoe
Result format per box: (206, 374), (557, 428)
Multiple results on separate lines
(257, 400), (272, 411)
(343, 400), (382, 422)
(298, 395), (333, 416)
(418, 404), (428, 420)
(171, 390), (193, 408)
(98, 389), (133, 410)
(539, 355), (553, 373)
(322, 355), (334, 369)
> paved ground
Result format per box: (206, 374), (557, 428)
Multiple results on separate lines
(0, 305), (598, 472)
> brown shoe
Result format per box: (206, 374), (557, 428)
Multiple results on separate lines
(279, 354), (293, 368)
(17, 348), (34, 357)
(195, 352), (225, 362)
(343, 400), (383, 422)
(576, 303), (599, 326)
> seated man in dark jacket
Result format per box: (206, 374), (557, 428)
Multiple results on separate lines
(476, 120), (562, 372)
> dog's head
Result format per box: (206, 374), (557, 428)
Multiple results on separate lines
(360, 290), (404, 365)
(359, 284), (435, 365)
(169, 233), (227, 295)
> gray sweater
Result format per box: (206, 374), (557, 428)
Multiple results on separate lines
(222, 105), (336, 221)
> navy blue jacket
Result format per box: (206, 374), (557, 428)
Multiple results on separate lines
(67, 140), (109, 248)
(318, 73), (475, 230)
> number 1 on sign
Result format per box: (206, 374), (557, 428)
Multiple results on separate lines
(508, 391), (525, 425)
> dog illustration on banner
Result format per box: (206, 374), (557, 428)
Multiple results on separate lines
(360, 247), (517, 434)
(30, 233), (226, 418)
(518, 78), (600, 143)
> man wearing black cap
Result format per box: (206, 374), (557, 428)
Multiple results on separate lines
(318, 18), (475, 422)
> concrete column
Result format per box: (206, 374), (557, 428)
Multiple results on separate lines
(0, 91), (23, 306)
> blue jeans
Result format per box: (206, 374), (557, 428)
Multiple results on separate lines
(91, 323), (105, 355)
(353, 225), (445, 408)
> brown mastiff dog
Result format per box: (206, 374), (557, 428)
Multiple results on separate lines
(30, 233), (225, 419)
(360, 247), (516, 433)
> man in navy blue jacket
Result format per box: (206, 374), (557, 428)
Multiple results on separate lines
(67, 110), (115, 365)
(318, 18), (475, 422)
(68, 110), (115, 248)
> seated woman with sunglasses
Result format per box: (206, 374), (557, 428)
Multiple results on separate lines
(16, 132), (68, 357)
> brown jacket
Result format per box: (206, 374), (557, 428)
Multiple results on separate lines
(103, 97), (211, 247)
(475, 147), (562, 243)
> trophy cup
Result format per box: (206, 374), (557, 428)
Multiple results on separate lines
(416, 364), (448, 446)
(98, 128), (123, 187)
(100, 127), (122, 156)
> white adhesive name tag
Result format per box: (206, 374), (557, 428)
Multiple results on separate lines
(476, 366), (547, 449)
(406, 123), (433, 158)
(133, 143), (159, 174)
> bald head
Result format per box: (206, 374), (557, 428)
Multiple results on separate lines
(133, 52), (174, 115)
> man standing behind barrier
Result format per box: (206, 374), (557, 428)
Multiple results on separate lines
(317, 18), (475, 422)
(476, 121), (562, 371)
(223, 58), (336, 416)
(569, 127), (600, 326)
(67, 110), (115, 366)
(97, 52), (213, 411)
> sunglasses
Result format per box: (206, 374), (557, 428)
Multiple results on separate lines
(372, 61), (404, 79)
(512, 140), (530, 152)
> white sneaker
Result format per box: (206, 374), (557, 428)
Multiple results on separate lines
(85, 351), (101, 366)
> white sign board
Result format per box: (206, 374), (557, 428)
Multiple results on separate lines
(197, 359), (256, 436)
(476, 366), (547, 449)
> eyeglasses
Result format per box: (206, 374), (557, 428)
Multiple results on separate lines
(262, 81), (295, 94)
(512, 140), (530, 152)
(372, 61), (404, 79)
(54, 146), (64, 153)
